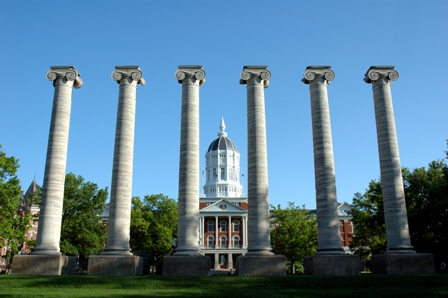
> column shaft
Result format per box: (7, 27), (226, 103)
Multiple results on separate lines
(104, 66), (145, 255)
(241, 66), (273, 255)
(33, 67), (82, 255)
(365, 66), (413, 253)
(303, 66), (344, 254)
(174, 66), (205, 255)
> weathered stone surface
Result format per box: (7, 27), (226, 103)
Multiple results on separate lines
(174, 66), (205, 256)
(33, 67), (81, 255)
(12, 255), (74, 275)
(236, 255), (286, 276)
(87, 255), (143, 276)
(364, 66), (414, 253)
(304, 255), (360, 275)
(240, 66), (273, 255)
(103, 66), (144, 255)
(302, 66), (344, 255)
(371, 253), (435, 274)
(163, 256), (210, 276)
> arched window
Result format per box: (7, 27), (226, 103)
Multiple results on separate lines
(233, 220), (240, 232)
(207, 221), (214, 232)
(220, 236), (227, 246)
(220, 221), (227, 232)
(233, 236), (240, 246)
(207, 236), (214, 247)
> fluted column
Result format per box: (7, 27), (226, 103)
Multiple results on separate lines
(103, 66), (145, 255)
(302, 66), (344, 255)
(32, 66), (82, 255)
(240, 66), (273, 255)
(364, 66), (414, 253)
(174, 65), (206, 255)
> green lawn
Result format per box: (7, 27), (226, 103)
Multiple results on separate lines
(0, 274), (447, 297)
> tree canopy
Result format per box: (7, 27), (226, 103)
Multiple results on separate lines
(0, 145), (32, 259)
(130, 194), (177, 271)
(349, 159), (448, 268)
(59, 173), (108, 258)
(270, 202), (317, 274)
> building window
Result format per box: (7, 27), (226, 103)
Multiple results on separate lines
(229, 169), (234, 181)
(207, 221), (214, 232)
(220, 221), (226, 232)
(233, 220), (240, 232)
(233, 236), (240, 246)
(30, 232), (34, 240)
(207, 169), (210, 181)
(213, 168), (217, 180)
(207, 236), (214, 246)
(221, 168), (225, 180)
(220, 236), (227, 246)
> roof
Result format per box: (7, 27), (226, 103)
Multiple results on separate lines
(207, 117), (239, 153)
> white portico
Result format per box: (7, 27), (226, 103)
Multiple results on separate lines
(199, 119), (248, 270)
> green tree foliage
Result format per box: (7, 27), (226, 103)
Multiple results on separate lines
(350, 160), (448, 267)
(0, 145), (32, 259)
(270, 202), (317, 274)
(60, 173), (108, 258)
(130, 194), (177, 270)
(348, 180), (386, 258)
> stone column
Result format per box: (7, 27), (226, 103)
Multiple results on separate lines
(364, 66), (414, 253)
(236, 66), (285, 276)
(103, 66), (145, 255)
(12, 66), (82, 275)
(33, 66), (83, 255)
(302, 66), (359, 275)
(215, 216), (219, 248)
(364, 66), (434, 274)
(88, 67), (145, 276)
(302, 66), (344, 255)
(228, 216), (232, 248)
(163, 66), (210, 276)
(240, 66), (273, 256)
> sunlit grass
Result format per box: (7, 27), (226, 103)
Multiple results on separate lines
(0, 274), (447, 297)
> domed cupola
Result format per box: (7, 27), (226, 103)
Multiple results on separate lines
(203, 118), (243, 198)
(207, 119), (239, 153)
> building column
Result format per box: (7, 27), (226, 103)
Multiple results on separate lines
(214, 253), (219, 269)
(103, 66), (145, 255)
(33, 66), (83, 255)
(174, 66), (205, 256)
(302, 66), (344, 255)
(242, 216), (247, 248)
(228, 215), (232, 248)
(240, 66), (273, 255)
(228, 253), (233, 269)
(215, 216), (219, 249)
(200, 216), (204, 247)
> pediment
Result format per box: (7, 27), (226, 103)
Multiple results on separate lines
(200, 199), (246, 213)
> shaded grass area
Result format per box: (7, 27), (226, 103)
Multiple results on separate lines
(0, 274), (447, 297)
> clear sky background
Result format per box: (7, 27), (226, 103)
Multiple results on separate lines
(1, 1), (447, 209)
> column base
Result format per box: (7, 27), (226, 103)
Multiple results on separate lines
(163, 256), (210, 276)
(12, 255), (75, 275)
(304, 254), (360, 275)
(87, 255), (143, 276)
(371, 253), (435, 274)
(236, 255), (286, 276)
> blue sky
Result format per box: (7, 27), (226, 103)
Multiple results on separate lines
(1, 1), (447, 209)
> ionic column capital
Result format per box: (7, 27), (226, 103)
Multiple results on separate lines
(111, 66), (146, 86)
(364, 66), (399, 84)
(240, 65), (271, 88)
(175, 65), (206, 86)
(46, 66), (83, 88)
(302, 66), (335, 85)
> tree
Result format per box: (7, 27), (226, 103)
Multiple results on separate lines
(59, 173), (108, 259)
(0, 145), (32, 262)
(270, 202), (318, 274)
(349, 160), (448, 270)
(130, 194), (177, 273)
(348, 180), (387, 258)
